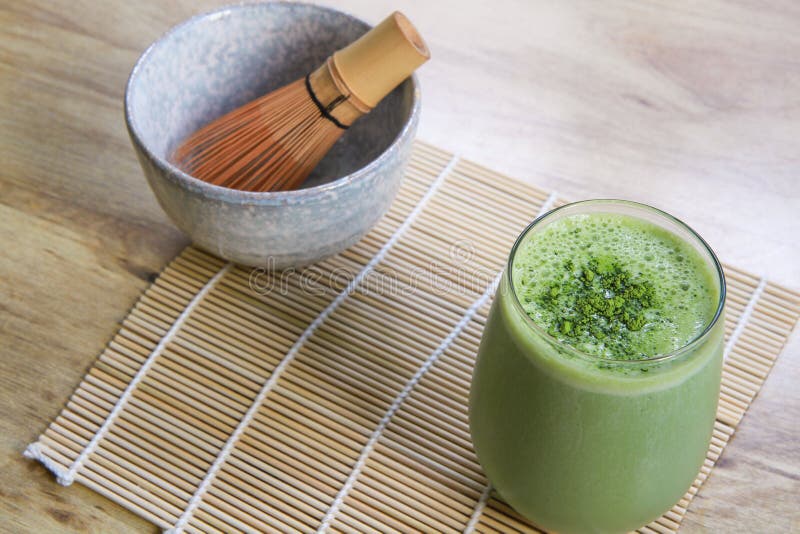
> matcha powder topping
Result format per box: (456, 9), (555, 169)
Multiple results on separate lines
(536, 257), (658, 358)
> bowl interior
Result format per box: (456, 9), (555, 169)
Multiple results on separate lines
(126, 2), (415, 189)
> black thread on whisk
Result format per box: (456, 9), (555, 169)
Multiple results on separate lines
(305, 74), (350, 130)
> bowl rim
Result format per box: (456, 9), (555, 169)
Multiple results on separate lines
(124, 0), (421, 206)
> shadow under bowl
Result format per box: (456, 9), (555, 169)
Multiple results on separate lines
(125, 1), (420, 268)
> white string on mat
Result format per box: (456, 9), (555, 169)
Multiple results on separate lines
(22, 443), (71, 486)
(167, 154), (460, 534)
(317, 191), (559, 533)
(463, 483), (493, 534)
(317, 272), (501, 533)
(24, 263), (233, 486)
(723, 278), (766, 361)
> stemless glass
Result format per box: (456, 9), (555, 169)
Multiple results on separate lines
(469, 200), (726, 534)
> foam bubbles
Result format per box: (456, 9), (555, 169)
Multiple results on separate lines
(512, 212), (717, 359)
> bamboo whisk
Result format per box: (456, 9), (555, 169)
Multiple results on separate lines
(172, 12), (430, 192)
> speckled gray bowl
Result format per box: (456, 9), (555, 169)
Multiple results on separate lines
(125, 2), (420, 268)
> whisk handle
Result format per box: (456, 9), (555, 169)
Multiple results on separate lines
(332, 11), (430, 109)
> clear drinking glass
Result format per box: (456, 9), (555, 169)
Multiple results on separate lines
(469, 200), (726, 533)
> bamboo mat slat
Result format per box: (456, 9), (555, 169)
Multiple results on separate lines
(25, 141), (800, 533)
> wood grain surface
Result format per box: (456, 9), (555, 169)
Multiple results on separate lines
(1, 1), (798, 532)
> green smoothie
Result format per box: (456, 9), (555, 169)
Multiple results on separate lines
(469, 201), (725, 534)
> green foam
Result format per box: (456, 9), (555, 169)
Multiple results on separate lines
(512, 212), (718, 360)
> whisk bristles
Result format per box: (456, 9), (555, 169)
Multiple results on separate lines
(172, 78), (348, 192)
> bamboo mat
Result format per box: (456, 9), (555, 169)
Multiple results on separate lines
(25, 141), (800, 533)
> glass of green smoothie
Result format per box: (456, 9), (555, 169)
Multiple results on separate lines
(470, 200), (726, 534)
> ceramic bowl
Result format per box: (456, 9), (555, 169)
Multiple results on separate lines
(125, 2), (420, 267)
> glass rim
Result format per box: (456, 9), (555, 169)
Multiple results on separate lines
(506, 199), (727, 365)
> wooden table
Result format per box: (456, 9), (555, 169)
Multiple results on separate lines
(2, 1), (798, 532)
